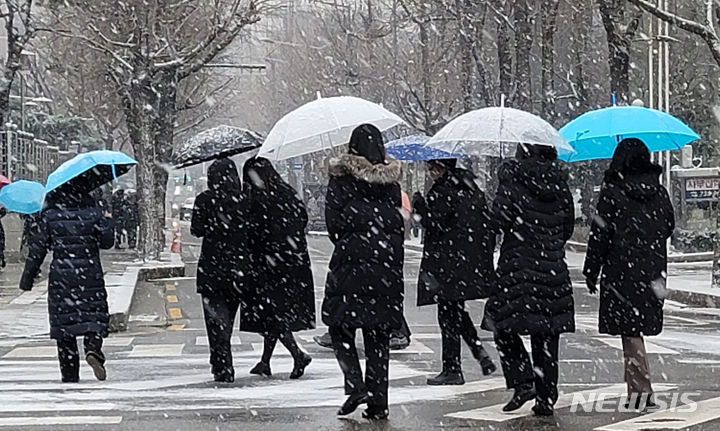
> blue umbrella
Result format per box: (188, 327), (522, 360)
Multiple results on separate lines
(559, 106), (700, 162)
(46, 150), (137, 195)
(0, 180), (45, 214)
(386, 135), (458, 162)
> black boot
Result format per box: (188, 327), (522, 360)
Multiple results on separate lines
(503, 383), (536, 412)
(470, 342), (497, 376)
(532, 402), (554, 417)
(290, 353), (312, 380)
(337, 392), (370, 416)
(313, 332), (333, 349)
(362, 406), (389, 420)
(85, 352), (107, 381)
(249, 361), (272, 377)
(427, 369), (465, 386)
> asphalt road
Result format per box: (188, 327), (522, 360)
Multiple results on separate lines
(1, 234), (720, 430)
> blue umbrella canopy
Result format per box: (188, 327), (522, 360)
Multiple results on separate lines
(559, 106), (701, 162)
(0, 180), (45, 214)
(386, 135), (458, 162)
(46, 150), (137, 195)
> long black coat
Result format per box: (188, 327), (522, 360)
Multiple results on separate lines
(20, 196), (114, 339)
(583, 168), (674, 336)
(415, 168), (496, 306)
(482, 159), (575, 336)
(191, 161), (251, 296)
(321, 154), (405, 330)
(240, 181), (316, 334)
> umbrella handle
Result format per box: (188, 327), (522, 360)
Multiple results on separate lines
(112, 163), (117, 180)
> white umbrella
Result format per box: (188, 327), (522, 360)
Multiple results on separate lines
(425, 106), (574, 158)
(258, 96), (405, 161)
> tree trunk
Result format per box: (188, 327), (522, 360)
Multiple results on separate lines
(419, 20), (433, 133)
(541, 0), (560, 121)
(456, 0), (474, 111)
(153, 69), (179, 252)
(514, 0), (533, 111)
(598, 0), (640, 104)
(497, 0), (513, 100)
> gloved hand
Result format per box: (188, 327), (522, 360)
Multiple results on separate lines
(586, 278), (598, 295)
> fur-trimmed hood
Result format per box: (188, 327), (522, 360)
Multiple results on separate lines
(328, 154), (402, 184)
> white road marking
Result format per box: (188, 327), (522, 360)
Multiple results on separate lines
(595, 338), (680, 355)
(252, 340), (433, 355)
(104, 337), (134, 347)
(595, 396), (720, 430)
(0, 416), (122, 427)
(446, 384), (677, 422)
(3, 346), (56, 359)
(127, 344), (184, 357)
(195, 336), (241, 346)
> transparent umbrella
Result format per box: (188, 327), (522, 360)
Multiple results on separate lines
(425, 106), (574, 158)
(258, 95), (406, 161)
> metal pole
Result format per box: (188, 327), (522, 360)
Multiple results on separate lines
(19, 74), (25, 132)
(648, 13), (655, 163)
(657, 0), (664, 168)
(664, 0), (672, 190)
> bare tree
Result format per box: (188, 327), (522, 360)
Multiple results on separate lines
(598, 0), (641, 103)
(0, 0), (35, 127)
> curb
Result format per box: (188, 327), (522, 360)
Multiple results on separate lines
(107, 253), (185, 332)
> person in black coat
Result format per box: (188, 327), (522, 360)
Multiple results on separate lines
(323, 124), (405, 421)
(191, 158), (250, 383)
(240, 157), (315, 379)
(583, 138), (674, 408)
(413, 158), (497, 385)
(19, 184), (114, 383)
(111, 189), (126, 248)
(0, 206), (7, 269)
(123, 190), (139, 249)
(482, 144), (575, 416)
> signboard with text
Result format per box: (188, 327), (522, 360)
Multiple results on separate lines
(686, 178), (720, 200)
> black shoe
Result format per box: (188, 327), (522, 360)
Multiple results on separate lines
(213, 373), (235, 383)
(61, 377), (79, 383)
(362, 407), (389, 421)
(532, 403), (554, 417)
(249, 361), (272, 377)
(389, 335), (410, 351)
(313, 332), (333, 349)
(427, 370), (465, 386)
(86, 352), (107, 381)
(470, 343), (497, 376)
(337, 392), (370, 416)
(502, 384), (536, 412)
(290, 353), (312, 379)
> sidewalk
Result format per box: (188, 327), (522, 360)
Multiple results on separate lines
(0, 250), (184, 339)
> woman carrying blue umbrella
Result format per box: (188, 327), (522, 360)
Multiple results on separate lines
(19, 181), (115, 383)
(583, 138), (675, 410)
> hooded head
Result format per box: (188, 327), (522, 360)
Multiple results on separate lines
(515, 143), (558, 161)
(242, 156), (284, 194)
(207, 158), (241, 198)
(501, 143), (566, 202)
(605, 138), (663, 200)
(348, 124), (386, 165)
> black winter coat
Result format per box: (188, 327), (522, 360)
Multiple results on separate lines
(482, 159), (575, 336)
(415, 168), (496, 306)
(583, 168), (674, 336)
(321, 154), (405, 330)
(19, 196), (114, 339)
(240, 182), (315, 334)
(191, 163), (251, 296)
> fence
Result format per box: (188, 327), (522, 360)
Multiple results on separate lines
(0, 130), (75, 182)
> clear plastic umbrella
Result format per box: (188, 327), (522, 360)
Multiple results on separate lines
(425, 106), (574, 158)
(258, 95), (405, 161)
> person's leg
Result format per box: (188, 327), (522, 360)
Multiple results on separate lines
(531, 334), (560, 413)
(279, 332), (312, 379)
(494, 331), (536, 412)
(458, 301), (496, 375)
(261, 334), (278, 364)
(330, 326), (370, 415)
(437, 301), (462, 374)
(56, 336), (80, 383)
(363, 327), (391, 419)
(622, 336), (653, 400)
(201, 294), (234, 381)
(84, 332), (107, 381)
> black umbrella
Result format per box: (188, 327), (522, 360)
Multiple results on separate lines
(173, 125), (264, 169)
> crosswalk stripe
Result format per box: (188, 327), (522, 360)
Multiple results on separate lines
(0, 416), (123, 427)
(446, 384), (677, 422)
(595, 396), (720, 430)
(3, 346), (56, 359)
(196, 336), (241, 346)
(595, 338), (679, 355)
(128, 344), (184, 357)
(104, 337), (134, 347)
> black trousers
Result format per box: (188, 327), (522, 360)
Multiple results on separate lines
(495, 332), (560, 406)
(56, 332), (104, 382)
(202, 292), (241, 379)
(329, 326), (391, 409)
(127, 225), (137, 248)
(437, 300), (483, 372)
